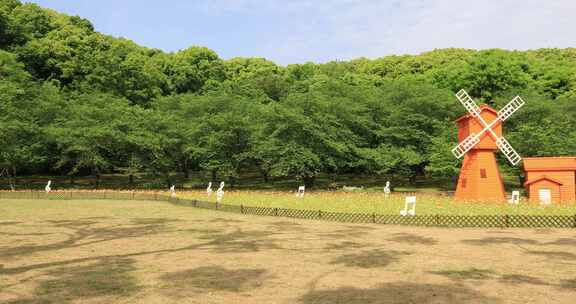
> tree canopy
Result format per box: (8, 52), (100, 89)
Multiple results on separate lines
(1, 0), (575, 189)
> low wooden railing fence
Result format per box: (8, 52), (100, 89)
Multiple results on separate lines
(1, 191), (575, 228)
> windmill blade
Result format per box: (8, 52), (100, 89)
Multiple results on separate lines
(498, 96), (525, 121)
(456, 89), (481, 117)
(495, 137), (522, 165)
(452, 133), (481, 158)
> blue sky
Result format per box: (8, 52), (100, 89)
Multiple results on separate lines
(26, 0), (576, 65)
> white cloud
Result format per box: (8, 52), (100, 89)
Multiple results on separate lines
(229, 0), (576, 64)
(27, 0), (576, 64)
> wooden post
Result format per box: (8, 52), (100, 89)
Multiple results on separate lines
(372, 213), (376, 223)
(318, 210), (322, 219)
(435, 215), (440, 226)
(241, 204), (244, 214)
(275, 208), (278, 217)
(573, 214), (576, 228)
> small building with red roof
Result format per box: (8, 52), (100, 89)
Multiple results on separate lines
(523, 157), (576, 203)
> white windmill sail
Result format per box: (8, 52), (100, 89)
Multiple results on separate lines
(451, 90), (524, 166)
(498, 96), (525, 121)
(452, 134), (481, 159)
(455, 89), (482, 117)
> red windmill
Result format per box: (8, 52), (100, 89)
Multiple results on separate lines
(452, 89), (525, 202)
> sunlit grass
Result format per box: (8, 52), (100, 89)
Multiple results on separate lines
(179, 190), (576, 216)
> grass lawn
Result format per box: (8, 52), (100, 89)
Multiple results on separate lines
(1, 199), (575, 303)
(179, 190), (576, 216)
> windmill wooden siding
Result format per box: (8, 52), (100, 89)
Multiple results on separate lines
(456, 105), (502, 150)
(523, 157), (576, 203)
(454, 105), (506, 202)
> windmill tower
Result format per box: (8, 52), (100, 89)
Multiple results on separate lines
(452, 89), (525, 202)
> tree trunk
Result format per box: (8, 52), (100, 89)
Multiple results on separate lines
(211, 169), (217, 182)
(165, 173), (172, 189)
(303, 175), (315, 189)
(8, 166), (16, 191)
(95, 173), (100, 189)
(129, 174), (134, 189)
(261, 170), (269, 183)
(183, 160), (190, 178)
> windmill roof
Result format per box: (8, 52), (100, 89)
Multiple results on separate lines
(455, 105), (499, 123)
(523, 157), (576, 171)
(524, 175), (564, 186)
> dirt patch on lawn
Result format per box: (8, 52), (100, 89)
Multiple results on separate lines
(1, 199), (575, 304)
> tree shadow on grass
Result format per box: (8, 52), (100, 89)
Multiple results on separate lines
(177, 228), (222, 234)
(429, 268), (497, 281)
(343, 225), (378, 231)
(44, 220), (99, 228)
(0, 220), (173, 258)
(485, 230), (513, 234)
(197, 229), (282, 253)
(6, 258), (140, 304)
(267, 221), (307, 232)
(558, 278), (576, 290)
(327, 226), (378, 238)
(545, 238), (576, 246)
(299, 282), (501, 304)
(160, 266), (266, 295)
(499, 274), (550, 286)
(532, 228), (555, 234)
(330, 249), (412, 268)
(386, 233), (438, 245)
(0, 232), (53, 237)
(130, 218), (183, 225)
(324, 241), (369, 250)
(527, 251), (576, 261)
(461, 237), (539, 246)
(0, 228), (281, 275)
(319, 229), (367, 239)
(0, 221), (22, 226)
(208, 218), (245, 223)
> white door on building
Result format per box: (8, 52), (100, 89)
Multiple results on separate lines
(538, 189), (552, 205)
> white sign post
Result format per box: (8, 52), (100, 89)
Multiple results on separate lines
(296, 185), (305, 198)
(216, 182), (225, 203)
(400, 196), (416, 216)
(206, 182), (213, 197)
(170, 185), (176, 198)
(384, 181), (391, 199)
(45, 180), (52, 193)
(508, 190), (520, 204)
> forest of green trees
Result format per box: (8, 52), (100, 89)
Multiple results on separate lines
(1, 0), (575, 189)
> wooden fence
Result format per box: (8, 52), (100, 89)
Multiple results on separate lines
(1, 191), (575, 228)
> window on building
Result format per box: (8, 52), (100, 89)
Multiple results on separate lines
(480, 169), (487, 178)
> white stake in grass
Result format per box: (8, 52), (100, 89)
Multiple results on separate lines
(384, 181), (391, 199)
(400, 196), (416, 216)
(216, 182), (225, 203)
(296, 185), (305, 198)
(508, 190), (520, 205)
(207, 182), (213, 197)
